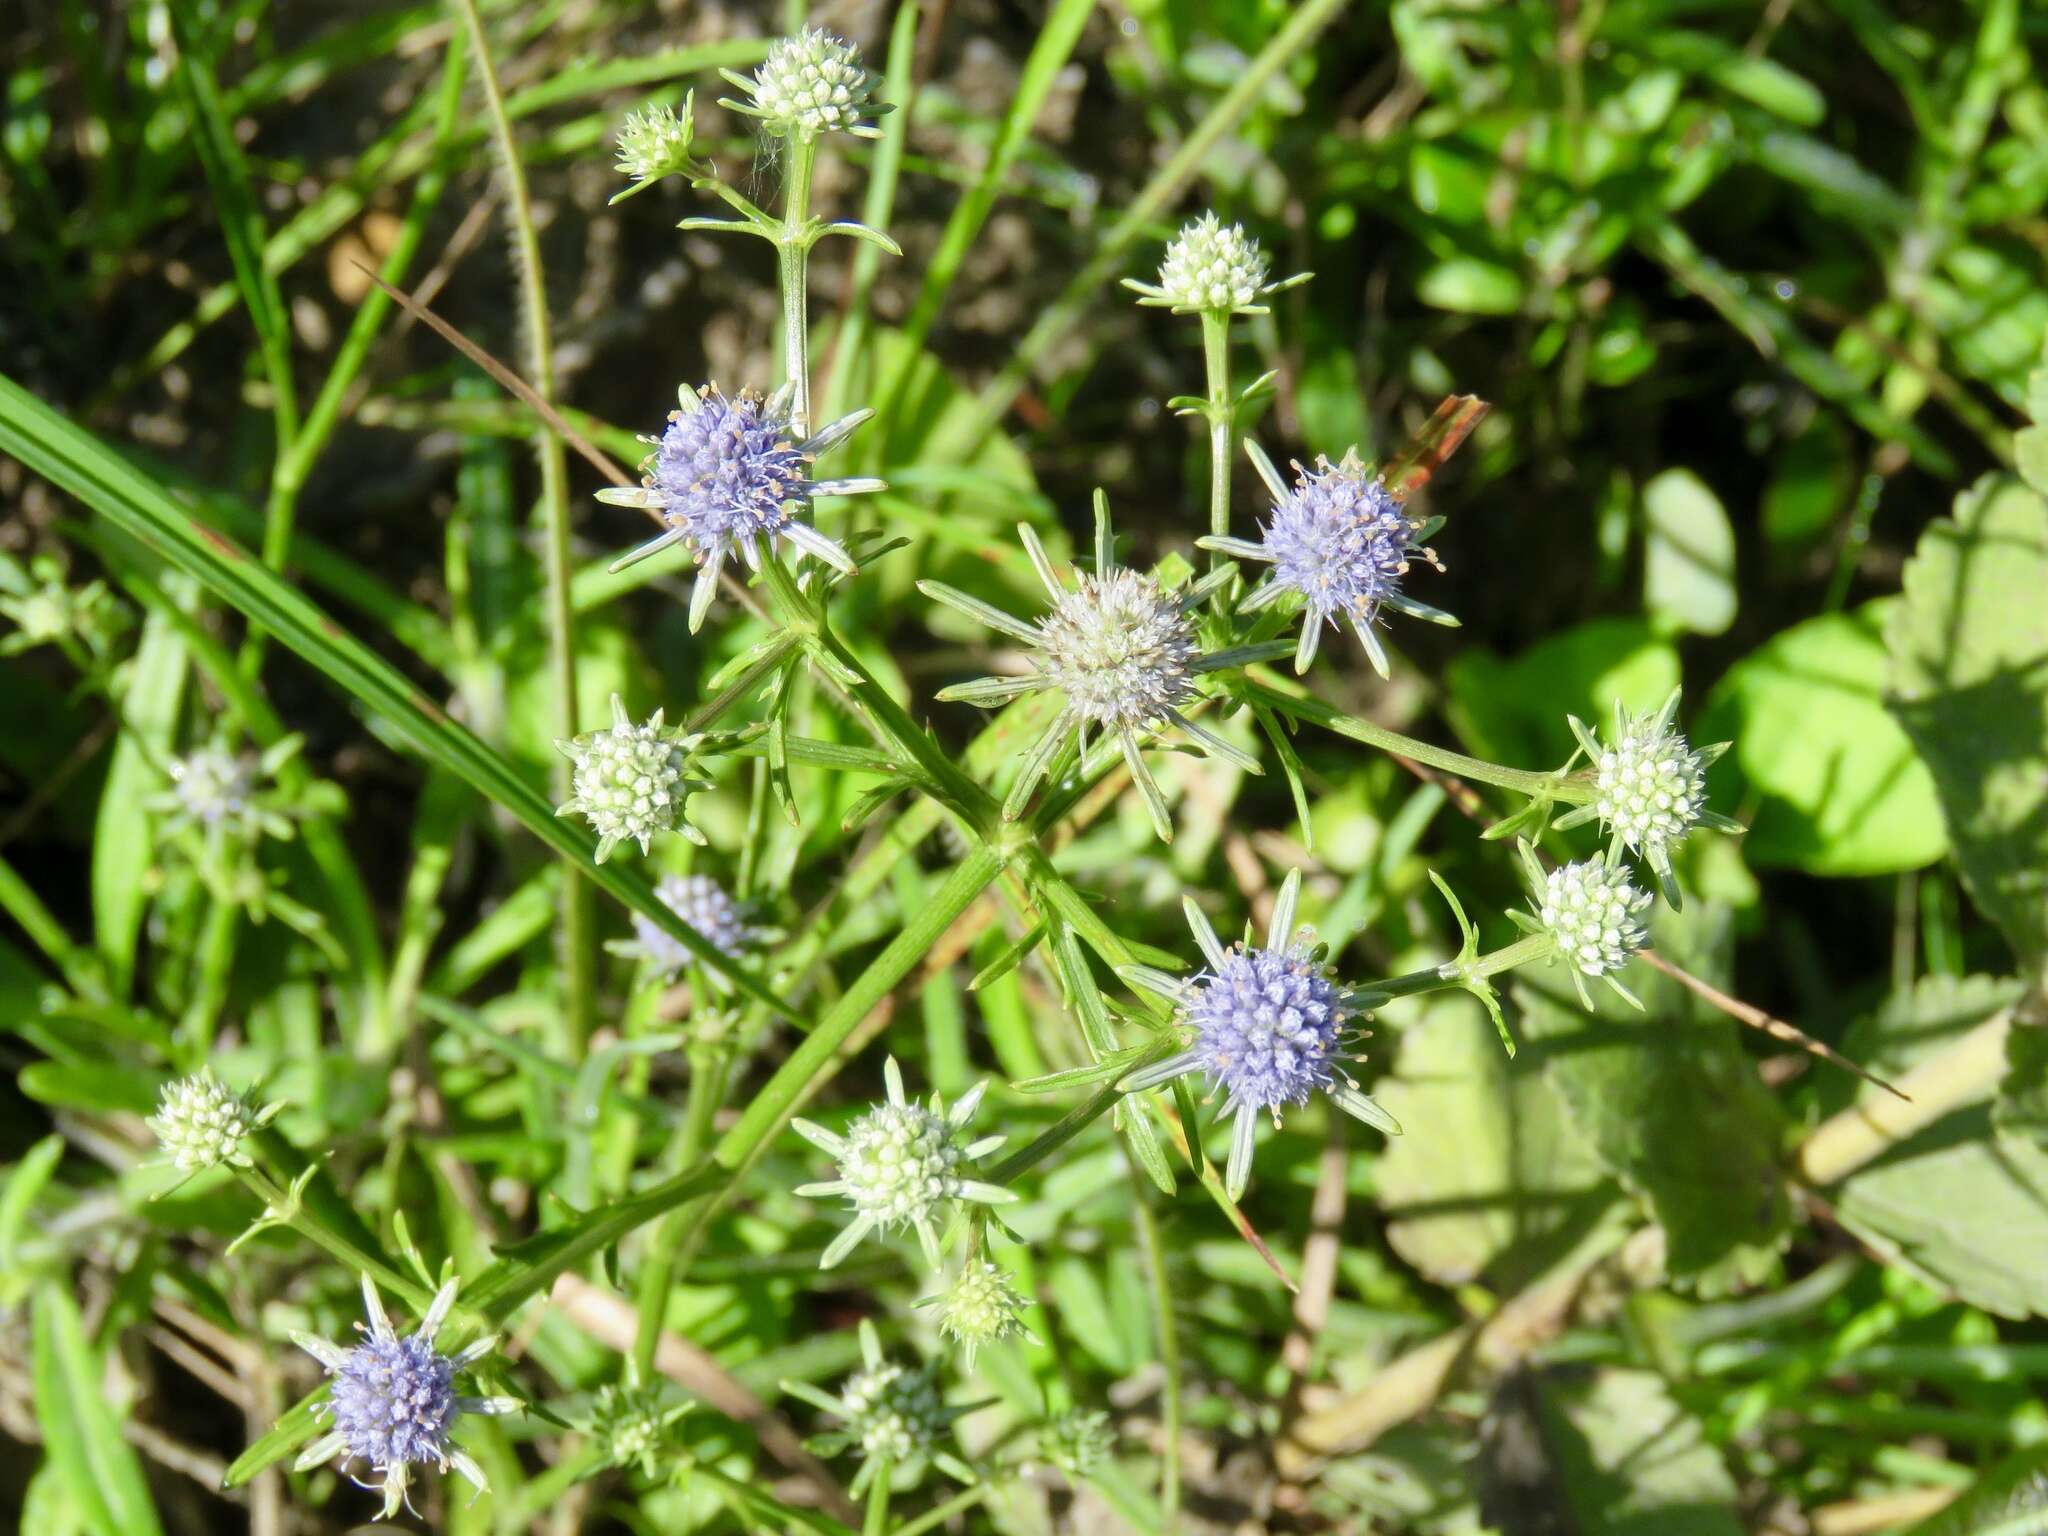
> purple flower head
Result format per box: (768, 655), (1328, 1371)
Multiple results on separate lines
(291, 1276), (519, 1521)
(1187, 943), (1348, 1115)
(1120, 871), (1400, 1199)
(596, 383), (883, 632)
(621, 873), (760, 985)
(1206, 444), (1453, 677)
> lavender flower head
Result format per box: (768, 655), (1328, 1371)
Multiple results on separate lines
(611, 873), (763, 987)
(1205, 444), (1454, 677)
(1121, 870), (1399, 1199)
(1554, 688), (1738, 907)
(782, 1320), (976, 1495)
(596, 383), (883, 632)
(291, 1276), (519, 1521)
(920, 494), (1268, 842)
(792, 1056), (1015, 1269)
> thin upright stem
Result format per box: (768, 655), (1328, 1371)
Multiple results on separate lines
(1200, 309), (1233, 548)
(631, 1047), (730, 1381)
(862, 1465), (892, 1536)
(779, 135), (819, 434)
(1131, 1168), (1182, 1522)
(450, 0), (594, 1054)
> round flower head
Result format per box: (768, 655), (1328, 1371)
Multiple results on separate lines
(291, 1276), (520, 1522)
(1554, 689), (1738, 907)
(149, 1070), (280, 1182)
(1204, 444), (1453, 678)
(147, 736), (305, 845)
(782, 1320), (977, 1495)
(1039, 1408), (1114, 1479)
(612, 92), (707, 198)
(1121, 870), (1400, 1199)
(722, 29), (892, 140)
(554, 694), (706, 863)
(1516, 843), (1653, 1010)
(588, 1384), (689, 1478)
(921, 493), (1271, 842)
(611, 873), (762, 985)
(919, 1258), (1036, 1366)
(1122, 212), (1309, 316)
(596, 383), (883, 632)
(792, 1057), (1016, 1269)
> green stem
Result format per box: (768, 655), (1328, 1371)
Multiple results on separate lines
(1131, 1169), (1181, 1522)
(780, 135), (819, 434)
(631, 1048), (729, 1381)
(1366, 934), (1554, 1001)
(891, 1483), (992, 1536)
(1240, 678), (1566, 798)
(450, 0), (594, 1055)
(862, 1464), (892, 1536)
(1200, 309), (1233, 549)
(234, 1160), (432, 1314)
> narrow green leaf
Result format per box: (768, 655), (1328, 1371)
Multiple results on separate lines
(31, 1287), (166, 1536)
(0, 374), (801, 1020)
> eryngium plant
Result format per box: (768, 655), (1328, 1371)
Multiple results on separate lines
(71, 21), (1759, 1534)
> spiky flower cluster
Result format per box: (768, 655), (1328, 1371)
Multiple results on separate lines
(596, 384), (880, 631)
(615, 873), (760, 983)
(1206, 445), (1449, 677)
(1039, 1408), (1114, 1478)
(1538, 854), (1652, 1009)
(613, 93), (705, 190)
(292, 1278), (519, 1522)
(170, 747), (255, 825)
(785, 1321), (975, 1495)
(555, 695), (705, 863)
(923, 499), (1262, 841)
(1557, 690), (1735, 906)
(1037, 568), (1199, 732)
(149, 1070), (278, 1178)
(1123, 212), (1306, 316)
(588, 1384), (688, 1477)
(1123, 872), (1399, 1198)
(723, 29), (891, 140)
(794, 1057), (1014, 1268)
(924, 1258), (1034, 1365)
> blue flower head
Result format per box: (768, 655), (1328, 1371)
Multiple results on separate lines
(1206, 443), (1455, 677)
(612, 873), (763, 986)
(291, 1276), (519, 1521)
(1120, 870), (1399, 1198)
(596, 383), (883, 631)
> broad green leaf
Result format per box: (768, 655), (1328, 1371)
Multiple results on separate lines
(1375, 992), (1614, 1289)
(1895, 1442), (2048, 1536)
(1700, 600), (1946, 875)
(1482, 1368), (1742, 1536)
(1415, 256), (1524, 315)
(1762, 410), (1850, 550)
(1888, 473), (2048, 972)
(1514, 908), (1789, 1282)
(1833, 975), (2048, 1318)
(1642, 468), (1736, 637)
(222, 1394), (325, 1490)
(0, 373), (798, 1018)
(1445, 617), (1679, 771)
(31, 1286), (166, 1536)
